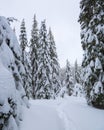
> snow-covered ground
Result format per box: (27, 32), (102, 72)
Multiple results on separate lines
(20, 96), (104, 130)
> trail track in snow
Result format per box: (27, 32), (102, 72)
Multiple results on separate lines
(57, 99), (77, 130)
(20, 100), (67, 130)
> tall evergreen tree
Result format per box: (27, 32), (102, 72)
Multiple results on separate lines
(73, 60), (83, 97)
(29, 15), (39, 98)
(47, 28), (61, 98)
(79, 0), (104, 108)
(0, 16), (29, 129)
(19, 19), (32, 98)
(74, 60), (81, 84)
(65, 60), (74, 96)
(19, 19), (28, 62)
(35, 20), (52, 99)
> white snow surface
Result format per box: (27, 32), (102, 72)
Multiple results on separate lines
(95, 57), (102, 70)
(20, 96), (104, 130)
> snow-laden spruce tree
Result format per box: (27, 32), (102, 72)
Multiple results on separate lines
(65, 60), (74, 96)
(47, 28), (61, 98)
(0, 16), (28, 130)
(79, 0), (104, 108)
(35, 20), (52, 99)
(73, 60), (83, 97)
(19, 19), (28, 61)
(19, 19), (32, 98)
(74, 60), (81, 84)
(29, 15), (40, 98)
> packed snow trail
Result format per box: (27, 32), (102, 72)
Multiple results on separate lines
(57, 99), (77, 130)
(20, 100), (65, 130)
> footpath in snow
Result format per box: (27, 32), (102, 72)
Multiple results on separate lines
(20, 96), (104, 130)
(20, 100), (65, 130)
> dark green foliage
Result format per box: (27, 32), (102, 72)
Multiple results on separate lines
(92, 94), (104, 109)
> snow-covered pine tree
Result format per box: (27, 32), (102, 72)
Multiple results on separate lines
(19, 19), (28, 61)
(0, 16), (28, 130)
(47, 28), (61, 98)
(65, 60), (74, 96)
(73, 60), (83, 97)
(29, 15), (40, 99)
(74, 60), (81, 84)
(79, 0), (104, 108)
(35, 20), (52, 99)
(19, 19), (32, 98)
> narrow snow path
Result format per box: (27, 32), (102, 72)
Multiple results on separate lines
(20, 100), (65, 130)
(57, 99), (77, 130)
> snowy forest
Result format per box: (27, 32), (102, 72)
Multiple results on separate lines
(0, 0), (104, 130)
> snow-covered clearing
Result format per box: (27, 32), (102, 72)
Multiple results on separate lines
(20, 96), (104, 130)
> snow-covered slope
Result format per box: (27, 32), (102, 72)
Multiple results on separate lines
(21, 97), (104, 130)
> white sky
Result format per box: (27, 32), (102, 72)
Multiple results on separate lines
(1, 0), (83, 67)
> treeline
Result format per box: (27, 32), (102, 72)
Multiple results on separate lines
(19, 15), (61, 99)
(19, 15), (85, 100)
